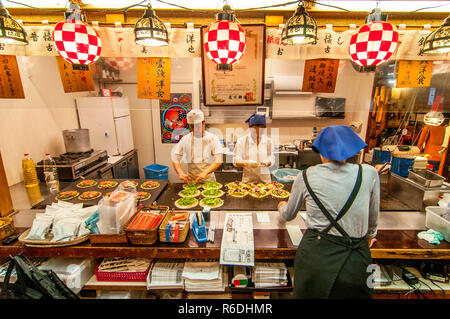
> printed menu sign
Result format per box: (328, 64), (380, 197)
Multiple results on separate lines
(137, 57), (171, 100)
(0, 55), (24, 98)
(56, 57), (95, 93)
(396, 60), (433, 88)
(302, 58), (339, 93)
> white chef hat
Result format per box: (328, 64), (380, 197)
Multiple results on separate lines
(187, 109), (204, 124)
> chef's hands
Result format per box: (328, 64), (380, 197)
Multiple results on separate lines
(194, 171), (209, 183)
(178, 172), (191, 184)
(260, 161), (272, 167)
(367, 238), (377, 248)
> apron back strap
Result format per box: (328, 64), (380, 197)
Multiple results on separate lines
(303, 164), (363, 238)
(323, 164), (363, 233)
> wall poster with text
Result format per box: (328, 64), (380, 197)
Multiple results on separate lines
(160, 93), (192, 144)
(201, 24), (266, 106)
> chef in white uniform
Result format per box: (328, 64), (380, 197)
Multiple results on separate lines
(172, 109), (223, 183)
(234, 113), (275, 183)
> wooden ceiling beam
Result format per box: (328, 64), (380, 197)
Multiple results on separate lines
(7, 8), (448, 31)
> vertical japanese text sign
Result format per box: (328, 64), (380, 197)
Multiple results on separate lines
(0, 55), (25, 98)
(302, 58), (339, 93)
(56, 57), (95, 93)
(137, 57), (171, 100)
(396, 60), (433, 88)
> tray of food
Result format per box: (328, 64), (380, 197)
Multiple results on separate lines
(156, 180), (291, 211)
(34, 179), (168, 209)
(124, 205), (169, 245)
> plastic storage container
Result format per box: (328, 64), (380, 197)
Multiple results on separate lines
(272, 168), (301, 183)
(390, 155), (415, 178)
(38, 257), (96, 294)
(372, 148), (391, 164)
(143, 164), (169, 180)
(425, 206), (450, 242)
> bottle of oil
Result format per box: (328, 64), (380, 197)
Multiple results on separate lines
(22, 154), (42, 206)
(22, 153), (39, 187)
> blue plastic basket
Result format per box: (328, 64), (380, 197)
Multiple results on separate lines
(272, 168), (301, 183)
(143, 164), (169, 180)
(372, 148), (391, 164)
(390, 156), (415, 178)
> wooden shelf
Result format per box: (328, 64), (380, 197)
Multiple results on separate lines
(1, 228), (449, 260)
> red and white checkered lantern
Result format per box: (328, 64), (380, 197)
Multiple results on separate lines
(349, 21), (399, 67)
(53, 19), (102, 67)
(105, 58), (135, 71)
(203, 20), (246, 67)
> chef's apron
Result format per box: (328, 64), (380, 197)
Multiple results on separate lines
(187, 134), (216, 182)
(242, 135), (272, 183)
(293, 164), (373, 299)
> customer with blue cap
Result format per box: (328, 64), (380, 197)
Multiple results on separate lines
(234, 113), (275, 183)
(278, 125), (380, 299)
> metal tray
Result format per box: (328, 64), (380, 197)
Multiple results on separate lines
(408, 169), (445, 188)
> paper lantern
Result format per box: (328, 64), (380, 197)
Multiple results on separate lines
(349, 21), (398, 67)
(203, 5), (246, 71)
(53, 19), (102, 70)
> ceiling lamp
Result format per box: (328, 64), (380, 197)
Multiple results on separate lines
(0, 1), (28, 45)
(349, 8), (399, 70)
(52, 2), (102, 70)
(424, 96), (445, 127)
(203, 4), (246, 71)
(422, 15), (450, 55)
(281, 2), (317, 45)
(135, 2), (168, 47)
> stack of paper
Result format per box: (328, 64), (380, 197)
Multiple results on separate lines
(147, 259), (185, 289)
(182, 261), (226, 292)
(252, 261), (288, 288)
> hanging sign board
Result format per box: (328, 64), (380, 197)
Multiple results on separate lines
(0, 55), (25, 98)
(396, 60), (433, 88)
(137, 57), (171, 100)
(56, 57), (95, 92)
(302, 58), (340, 93)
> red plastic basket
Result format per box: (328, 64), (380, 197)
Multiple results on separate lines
(94, 264), (150, 282)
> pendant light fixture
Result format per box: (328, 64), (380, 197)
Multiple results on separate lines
(52, 2), (102, 70)
(203, 4), (246, 71)
(134, 2), (168, 47)
(281, 1), (317, 45)
(0, 0), (28, 45)
(422, 15), (450, 55)
(424, 96), (445, 127)
(349, 8), (399, 70)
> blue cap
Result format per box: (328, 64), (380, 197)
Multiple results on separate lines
(311, 125), (367, 162)
(245, 113), (266, 126)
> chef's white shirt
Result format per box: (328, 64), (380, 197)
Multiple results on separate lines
(173, 131), (223, 164)
(234, 132), (276, 178)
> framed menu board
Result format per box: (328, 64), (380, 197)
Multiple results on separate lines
(201, 24), (266, 106)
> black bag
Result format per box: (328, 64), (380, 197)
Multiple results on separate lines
(0, 254), (79, 299)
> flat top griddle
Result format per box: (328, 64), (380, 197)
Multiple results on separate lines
(34, 179), (168, 209)
(155, 182), (292, 211)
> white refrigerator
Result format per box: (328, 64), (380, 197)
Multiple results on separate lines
(76, 97), (134, 156)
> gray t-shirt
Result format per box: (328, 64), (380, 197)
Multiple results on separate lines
(280, 162), (379, 239)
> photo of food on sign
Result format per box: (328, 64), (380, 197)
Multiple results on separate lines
(160, 93), (192, 143)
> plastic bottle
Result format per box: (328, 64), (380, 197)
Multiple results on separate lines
(43, 153), (60, 194)
(22, 153), (39, 188)
(202, 206), (211, 223)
